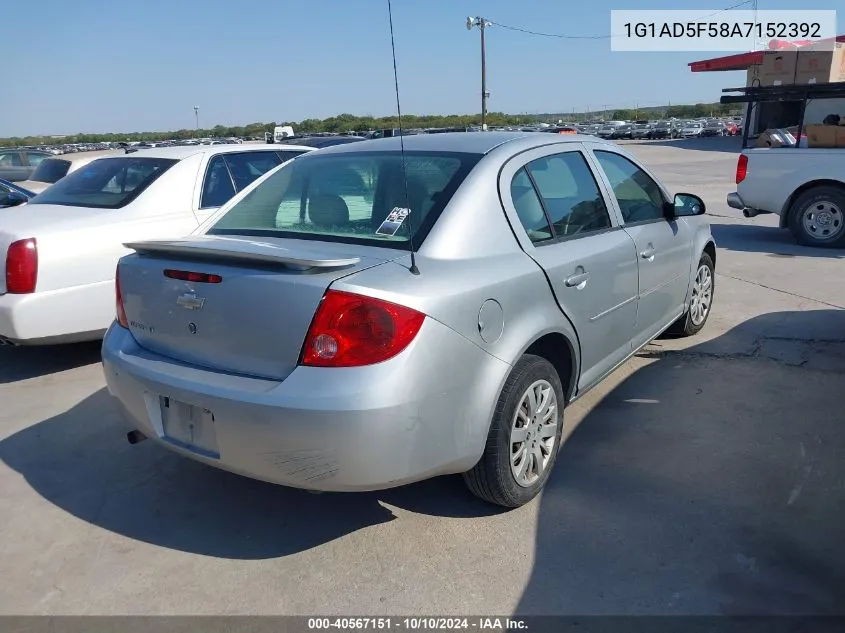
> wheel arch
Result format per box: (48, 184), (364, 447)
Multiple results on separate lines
(521, 331), (579, 405)
(780, 179), (845, 228)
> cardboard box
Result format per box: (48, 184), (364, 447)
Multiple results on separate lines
(795, 43), (845, 84)
(804, 124), (845, 148)
(759, 50), (798, 86)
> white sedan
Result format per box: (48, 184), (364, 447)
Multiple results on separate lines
(0, 143), (312, 346)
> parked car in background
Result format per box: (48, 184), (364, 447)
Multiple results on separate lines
(102, 132), (715, 508)
(681, 122), (704, 138)
(0, 143), (313, 346)
(0, 149), (53, 182)
(276, 136), (367, 149)
(0, 179), (35, 208)
(610, 124), (634, 140)
(648, 121), (673, 139)
(701, 121), (727, 137)
(724, 121), (738, 136)
(16, 150), (125, 193)
(630, 123), (652, 139)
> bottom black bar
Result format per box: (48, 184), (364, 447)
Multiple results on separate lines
(1, 616), (844, 633)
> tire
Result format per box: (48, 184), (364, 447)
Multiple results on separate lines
(665, 252), (715, 338)
(463, 354), (565, 508)
(788, 186), (845, 248)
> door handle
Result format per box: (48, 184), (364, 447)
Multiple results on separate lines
(640, 246), (656, 260)
(564, 271), (590, 288)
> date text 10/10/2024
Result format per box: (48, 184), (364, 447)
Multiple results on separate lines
(307, 618), (528, 630)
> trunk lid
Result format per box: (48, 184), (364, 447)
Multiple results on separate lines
(118, 235), (398, 380)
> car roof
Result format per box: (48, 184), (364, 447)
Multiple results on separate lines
(125, 143), (313, 160)
(46, 149), (125, 163)
(301, 132), (598, 157)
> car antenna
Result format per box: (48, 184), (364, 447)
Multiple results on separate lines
(387, 0), (419, 275)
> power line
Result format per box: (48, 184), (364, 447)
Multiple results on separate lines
(490, 0), (754, 40)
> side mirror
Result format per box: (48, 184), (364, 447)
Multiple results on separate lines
(669, 192), (706, 218)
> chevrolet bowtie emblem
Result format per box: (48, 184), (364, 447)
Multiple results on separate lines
(176, 293), (206, 310)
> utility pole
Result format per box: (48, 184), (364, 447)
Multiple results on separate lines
(467, 17), (492, 130)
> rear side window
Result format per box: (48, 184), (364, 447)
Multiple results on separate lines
(525, 152), (612, 238)
(511, 168), (552, 243)
(200, 155), (236, 208)
(0, 152), (22, 167)
(30, 159), (72, 184)
(209, 151), (479, 247)
(29, 157), (177, 208)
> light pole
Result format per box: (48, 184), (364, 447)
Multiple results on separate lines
(193, 106), (200, 134)
(466, 16), (492, 130)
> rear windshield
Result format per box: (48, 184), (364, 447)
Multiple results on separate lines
(30, 158), (71, 184)
(208, 151), (480, 247)
(29, 157), (178, 208)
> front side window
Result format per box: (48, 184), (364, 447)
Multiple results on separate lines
(29, 157), (177, 208)
(594, 150), (665, 224)
(223, 151), (283, 192)
(525, 152), (612, 238)
(209, 151), (479, 247)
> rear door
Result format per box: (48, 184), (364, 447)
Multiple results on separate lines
(589, 146), (694, 348)
(499, 144), (640, 390)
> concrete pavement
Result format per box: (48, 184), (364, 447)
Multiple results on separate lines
(1, 137), (843, 616)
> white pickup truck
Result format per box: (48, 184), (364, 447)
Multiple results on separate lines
(727, 147), (845, 248)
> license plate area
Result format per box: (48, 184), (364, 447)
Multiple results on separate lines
(160, 396), (220, 459)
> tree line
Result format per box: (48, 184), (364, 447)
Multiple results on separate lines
(0, 103), (741, 147)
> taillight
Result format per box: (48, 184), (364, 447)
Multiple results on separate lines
(736, 154), (748, 184)
(300, 290), (425, 367)
(6, 238), (38, 294)
(115, 265), (128, 328)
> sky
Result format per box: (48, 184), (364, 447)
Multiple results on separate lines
(4, 0), (840, 137)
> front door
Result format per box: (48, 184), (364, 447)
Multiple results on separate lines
(503, 147), (640, 390)
(591, 149), (694, 347)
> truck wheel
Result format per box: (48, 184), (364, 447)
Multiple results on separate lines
(788, 186), (845, 248)
(463, 355), (564, 508)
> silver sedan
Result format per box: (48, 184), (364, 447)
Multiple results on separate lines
(102, 132), (716, 507)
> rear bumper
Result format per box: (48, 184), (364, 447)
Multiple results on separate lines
(0, 286), (109, 345)
(102, 321), (512, 492)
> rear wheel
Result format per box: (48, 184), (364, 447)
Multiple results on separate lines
(665, 252), (715, 337)
(788, 186), (845, 248)
(463, 354), (564, 508)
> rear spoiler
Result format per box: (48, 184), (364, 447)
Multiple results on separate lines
(124, 237), (361, 271)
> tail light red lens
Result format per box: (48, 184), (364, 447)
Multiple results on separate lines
(736, 154), (748, 184)
(115, 265), (128, 328)
(301, 290), (425, 367)
(6, 238), (38, 294)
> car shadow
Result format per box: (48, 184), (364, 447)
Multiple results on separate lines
(711, 223), (845, 259)
(0, 341), (102, 384)
(0, 388), (503, 560)
(515, 309), (845, 617)
(624, 136), (742, 155)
